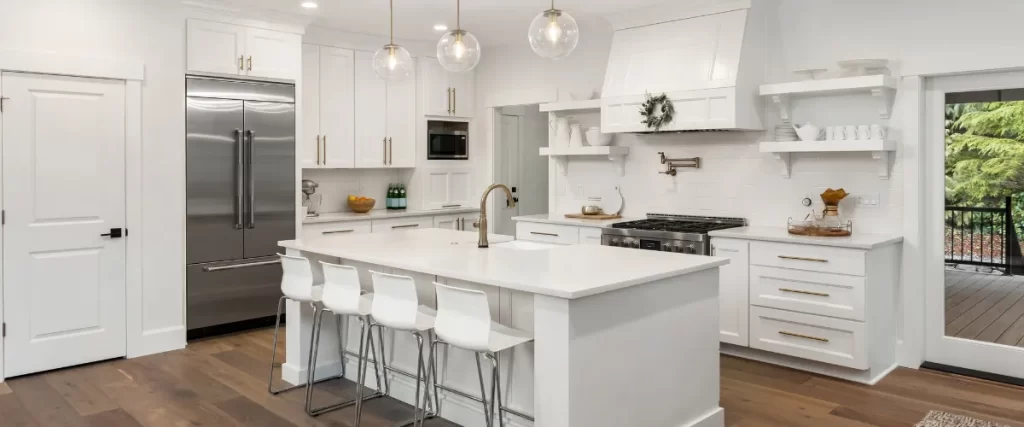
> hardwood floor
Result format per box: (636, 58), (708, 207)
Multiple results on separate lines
(3, 327), (1024, 427)
(945, 269), (1024, 347)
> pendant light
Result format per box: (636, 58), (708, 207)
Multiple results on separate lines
(373, 0), (414, 80)
(437, 0), (481, 72)
(528, 0), (579, 59)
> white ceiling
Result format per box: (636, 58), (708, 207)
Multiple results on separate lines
(230, 0), (667, 45)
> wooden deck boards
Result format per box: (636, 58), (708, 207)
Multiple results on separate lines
(946, 269), (1024, 347)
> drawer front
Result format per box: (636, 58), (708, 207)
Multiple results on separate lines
(372, 216), (434, 233)
(750, 266), (865, 321)
(749, 306), (867, 370)
(515, 222), (578, 245)
(749, 241), (865, 276)
(578, 227), (603, 246)
(302, 220), (372, 241)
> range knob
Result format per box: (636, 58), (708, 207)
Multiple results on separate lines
(671, 242), (684, 253)
(624, 238), (640, 248)
(684, 244), (699, 254)
(609, 238), (621, 247)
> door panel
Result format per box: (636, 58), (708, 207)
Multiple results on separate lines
(187, 97), (245, 264)
(187, 20), (245, 76)
(386, 63), (417, 168)
(354, 51), (387, 168)
(713, 238), (749, 346)
(243, 101), (296, 258)
(496, 115), (520, 235)
(420, 59), (450, 116)
(320, 47), (355, 168)
(2, 72), (127, 377)
(244, 28), (301, 80)
(301, 44), (320, 168)
(187, 257), (282, 330)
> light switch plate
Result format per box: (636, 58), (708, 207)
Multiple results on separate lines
(855, 193), (881, 208)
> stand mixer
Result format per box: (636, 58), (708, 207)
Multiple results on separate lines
(301, 179), (321, 217)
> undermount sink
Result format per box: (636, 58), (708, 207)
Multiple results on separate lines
(492, 240), (559, 251)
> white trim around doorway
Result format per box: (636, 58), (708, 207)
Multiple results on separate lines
(0, 50), (159, 382)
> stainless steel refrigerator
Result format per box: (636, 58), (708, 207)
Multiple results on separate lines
(186, 77), (295, 334)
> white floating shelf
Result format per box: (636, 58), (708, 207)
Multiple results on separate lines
(540, 146), (630, 176)
(760, 75), (898, 121)
(759, 139), (897, 180)
(539, 99), (602, 113)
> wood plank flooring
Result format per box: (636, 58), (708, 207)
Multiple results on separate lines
(945, 269), (1024, 347)
(4, 327), (1024, 426)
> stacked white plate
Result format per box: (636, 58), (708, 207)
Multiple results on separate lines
(775, 125), (798, 142)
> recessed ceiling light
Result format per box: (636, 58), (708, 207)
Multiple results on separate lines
(433, 24), (449, 31)
(301, 1), (318, 9)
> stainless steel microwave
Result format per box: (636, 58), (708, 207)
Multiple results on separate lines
(428, 129), (469, 160)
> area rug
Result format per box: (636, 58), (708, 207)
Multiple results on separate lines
(916, 411), (1010, 427)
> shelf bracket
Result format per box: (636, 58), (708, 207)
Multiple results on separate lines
(872, 151), (891, 180)
(553, 156), (569, 176)
(872, 88), (896, 119)
(771, 95), (791, 123)
(772, 152), (792, 179)
(609, 155), (626, 177)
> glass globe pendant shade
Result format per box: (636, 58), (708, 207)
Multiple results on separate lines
(437, 30), (481, 72)
(528, 8), (578, 59)
(373, 44), (413, 81)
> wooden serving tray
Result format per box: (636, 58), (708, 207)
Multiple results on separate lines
(564, 213), (622, 220)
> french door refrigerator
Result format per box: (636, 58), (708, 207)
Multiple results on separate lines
(186, 77), (295, 336)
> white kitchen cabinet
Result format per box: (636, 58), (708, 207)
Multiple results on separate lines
(187, 20), (247, 76)
(186, 19), (301, 80)
(423, 169), (473, 210)
(459, 213), (480, 232)
(515, 222), (579, 245)
(433, 213), (461, 230)
(372, 216), (434, 233)
(578, 227), (603, 245)
(303, 44), (355, 168)
(711, 238), (749, 347)
(419, 59), (474, 118)
(302, 220), (372, 241)
(353, 51), (416, 168)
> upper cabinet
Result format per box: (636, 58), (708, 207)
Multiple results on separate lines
(423, 169), (473, 210)
(303, 44), (355, 168)
(419, 59), (474, 119)
(354, 51), (416, 168)
(186, 19), (301, 81)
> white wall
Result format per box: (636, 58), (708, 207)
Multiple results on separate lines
(0, 0), (187, 353)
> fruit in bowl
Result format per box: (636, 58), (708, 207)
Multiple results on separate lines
(347, 195), (376, 213)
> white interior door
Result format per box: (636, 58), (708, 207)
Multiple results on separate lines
(2, 72), (127, 377)
(924, 70), (1024, 378)
(495, 114), (521, 236)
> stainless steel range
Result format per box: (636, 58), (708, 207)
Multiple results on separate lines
(602, 214), (746, 254)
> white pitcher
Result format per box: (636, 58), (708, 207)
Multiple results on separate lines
(569, 124), (584, 147)
(553, 117), (571, 147)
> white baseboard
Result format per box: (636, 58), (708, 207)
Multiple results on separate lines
(720, 344), (896, 385)
(130, 325), (186, 358)
(680, 407), (724, 427)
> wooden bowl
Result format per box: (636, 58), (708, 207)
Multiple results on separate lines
(348, 198), (375, 213)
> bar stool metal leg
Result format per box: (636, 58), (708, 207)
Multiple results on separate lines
(488, 353), (505, 427)
(355, 325), (436, 427)
(306, 312), (384, 416)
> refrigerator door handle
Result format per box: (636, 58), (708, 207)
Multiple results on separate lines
(202, 259), (281, 272)
(235, 129), (244, 230)
(246, 129), (256, 229)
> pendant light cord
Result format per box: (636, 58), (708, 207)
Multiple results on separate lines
(390, 0), (395, 44)
(457, 0), (461, 30)
(551, 0), (554, 10)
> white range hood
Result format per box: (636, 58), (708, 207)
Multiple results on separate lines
(601, 0), (767, 133)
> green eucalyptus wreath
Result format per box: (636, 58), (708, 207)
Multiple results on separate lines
(639, 92), (675, 132)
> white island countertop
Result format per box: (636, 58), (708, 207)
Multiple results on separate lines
(709, 226), (903, 250)
(304, 207), (479, 224)
(280, 228), (727, 299)
(511, 213), (638, 228)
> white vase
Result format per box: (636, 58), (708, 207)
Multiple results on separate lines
(569, 124), (584, 147)
(554, 118), (571, 148)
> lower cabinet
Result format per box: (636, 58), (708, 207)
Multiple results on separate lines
(302, 212), (480, 241)
(301, 220), (372, 241)
(370, 216), (434, 233)
(514, 221), (607, 246)
(711, 238), (749, 346)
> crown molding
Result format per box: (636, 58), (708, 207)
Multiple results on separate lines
(182, 0), (315, 34)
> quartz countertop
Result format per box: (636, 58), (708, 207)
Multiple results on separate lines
(304, 207), (479, 224)
(708, 226), (904, 250)
(280, 228), (727, 299)
(511, 213), (638, 228)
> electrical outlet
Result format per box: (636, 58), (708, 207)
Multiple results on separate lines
(574, 184), (585, 196)
(855, 193), (881, 208)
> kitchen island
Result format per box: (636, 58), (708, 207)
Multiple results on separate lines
(279, 228), (728, 427)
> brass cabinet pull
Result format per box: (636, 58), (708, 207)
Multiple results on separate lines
(530, 232), (559, 237)
(388, 137), (393, 165)
(447, 88), (452, 114)
(239, 55), (245, 71)
(452, 88), (456, 114)
(779, 288), (830, 297)
(322, 135), (327, 165)
(247, 56), (253, 71)
(316, 135), (321, 165)
(392, 224), (420, 229)
(778, 331), (829, 343)
(323, 229), (354, 235)
(778, 255), (828, 263)
(383, 138), (387, 165)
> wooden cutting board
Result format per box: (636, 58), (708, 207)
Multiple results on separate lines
(564, 213), (622, 220)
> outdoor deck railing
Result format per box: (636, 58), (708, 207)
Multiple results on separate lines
(945, 198), (1013, 270)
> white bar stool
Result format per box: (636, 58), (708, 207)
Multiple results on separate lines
(268, 254), (342, 395)
(426, 282), (534, 427)
(305, 261), (386, 416)
(354, 271), (438, 427)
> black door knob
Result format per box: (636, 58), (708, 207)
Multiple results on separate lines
(101, 228), (124, 238)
